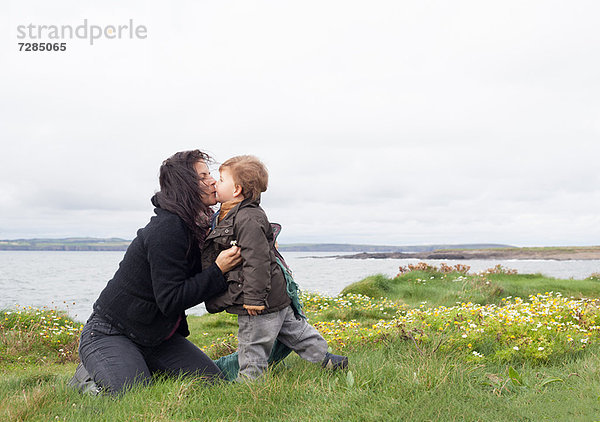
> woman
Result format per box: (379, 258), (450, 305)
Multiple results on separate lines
(72, 150), (242, 394)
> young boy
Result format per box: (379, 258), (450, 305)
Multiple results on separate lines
(203, 155), (348, 380)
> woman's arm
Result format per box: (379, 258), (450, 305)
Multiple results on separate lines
(144, 213), (235, 318)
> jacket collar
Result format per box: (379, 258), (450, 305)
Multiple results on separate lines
(214, 196), (260, 226)
(151, 194), (161, 208)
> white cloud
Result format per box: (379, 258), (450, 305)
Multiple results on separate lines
(1, 0), (599, 246)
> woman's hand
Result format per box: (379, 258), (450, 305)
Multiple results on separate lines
(243, 304), (265, 316)
(215, 246), (242, 273)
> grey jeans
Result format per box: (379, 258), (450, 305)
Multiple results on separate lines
(78, 313), (225, 394)
(237, 305), (328, 380)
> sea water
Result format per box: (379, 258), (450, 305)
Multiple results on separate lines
(1, 251), (599, 322)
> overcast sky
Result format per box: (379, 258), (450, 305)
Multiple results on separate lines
(1, 1), (599, 247)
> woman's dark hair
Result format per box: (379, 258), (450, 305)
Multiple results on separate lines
(155, 150), (214, 246)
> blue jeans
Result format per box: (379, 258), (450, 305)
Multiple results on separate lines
(78, 313), (224, 394)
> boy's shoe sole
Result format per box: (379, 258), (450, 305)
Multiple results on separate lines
(322, 353), (349, 370)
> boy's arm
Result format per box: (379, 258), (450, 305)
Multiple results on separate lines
(234, 215), (271, 309)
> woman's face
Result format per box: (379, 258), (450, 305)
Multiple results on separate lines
(194, 161), (217, 206)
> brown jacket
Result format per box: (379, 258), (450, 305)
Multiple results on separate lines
(202, 198), (291, 315)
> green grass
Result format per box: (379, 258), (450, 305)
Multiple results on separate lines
(3, 263), (600, 421)
(342, 268), (600, 308)
(3, 343), (600, 421)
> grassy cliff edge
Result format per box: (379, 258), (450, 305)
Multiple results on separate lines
(2, 264), (600, 420)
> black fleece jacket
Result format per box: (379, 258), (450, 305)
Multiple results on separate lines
(93, 199), (227, 347)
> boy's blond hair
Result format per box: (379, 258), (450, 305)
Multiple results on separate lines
(219, 155), (268, 200)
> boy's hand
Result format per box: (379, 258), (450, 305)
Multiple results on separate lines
(243, 304), (265, 316)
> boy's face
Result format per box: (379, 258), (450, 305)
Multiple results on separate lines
(216, 168), (239, 203)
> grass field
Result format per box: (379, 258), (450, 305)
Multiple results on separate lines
(2, 263), (600, 421)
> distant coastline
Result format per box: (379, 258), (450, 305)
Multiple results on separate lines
(0, 238), (131, 251)
(0, 238), (511, 252)
(276, 243), (512, 253)
(334, 246), (600, 261)
(0, 237), (512, 253)
(1, 239), (598, 260)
